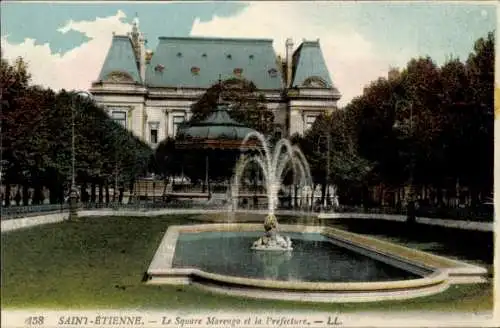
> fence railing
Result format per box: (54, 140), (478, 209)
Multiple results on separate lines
(1, 203), (70, 220)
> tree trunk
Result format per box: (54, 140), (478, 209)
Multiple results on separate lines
(98, 183), (104, 204)
(33, 183), (43, 205)
(119, 187), (124, 204)
(320, 182), (326, 209)
(58, 183), (64, 204)
(436, 187), (443, 207)
(14, 188), (21, 206)
(80, 183), (86, 203)
(105, 181), (110, 204)
(4, 183), (11, 207)
(470, 186), (479, 208)
(129, 180), (135, 203)
(22, 183), (30, 206)
(91, 182), (96, 203)
(48, 184), (58, 204)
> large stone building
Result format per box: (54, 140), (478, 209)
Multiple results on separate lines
(90, 19), (341, 147)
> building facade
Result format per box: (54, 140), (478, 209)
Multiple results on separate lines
(90, 19), (341, 147)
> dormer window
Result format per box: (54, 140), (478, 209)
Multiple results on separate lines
(303, 76), (327, 88)
(202, 53), (207, 58)
(177, 52), (182, 57)
(249, 54), (254, 59)
(105, 71), (134, 82)
(268, 68), (278, 78)
(191, 66), (200, 75)
(233, 68), (243, 77)
(226, 54), (232, 59)
(154, 64), (165, 72)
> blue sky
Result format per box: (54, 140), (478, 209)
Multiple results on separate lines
(1, 1), (496, 105)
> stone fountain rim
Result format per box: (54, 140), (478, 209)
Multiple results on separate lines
(146, 223), (487, 297)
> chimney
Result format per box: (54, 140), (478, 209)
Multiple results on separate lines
(285, 38), (294, 88)
(130, 15), (146, 83)
(139, 33), (146, 83)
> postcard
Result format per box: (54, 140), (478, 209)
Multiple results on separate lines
(1, 1), (497, 327)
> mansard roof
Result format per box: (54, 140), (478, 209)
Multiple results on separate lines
(291, 40), (333, 89)
(146, 37), (284, 90)
(97, 35), (142, 83)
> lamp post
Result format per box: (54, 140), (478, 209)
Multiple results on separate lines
(394, 99), (415, 222)
(317, 131), (331, 212)
(69, 90), (93, 221)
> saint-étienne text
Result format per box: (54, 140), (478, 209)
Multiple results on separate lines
(58, 316), (144, 326)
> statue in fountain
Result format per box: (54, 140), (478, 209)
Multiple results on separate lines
(252, 213), (292, 251)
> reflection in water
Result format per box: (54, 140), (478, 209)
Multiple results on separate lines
(253, 251), (292, 280)
(172, 232), (419, 282)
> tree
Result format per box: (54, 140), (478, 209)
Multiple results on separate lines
(1, 54), (154, 206)
(190, 78), (275, 135)
(292, 109), (372, 206)
(460, 32), (494, 204)
(1, 56), (34, 205)
(334, 32), (494, 208)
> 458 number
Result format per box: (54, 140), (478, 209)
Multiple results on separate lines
(25, 316), (45, 325)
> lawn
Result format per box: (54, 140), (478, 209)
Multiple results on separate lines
(1, 215), (493, 311)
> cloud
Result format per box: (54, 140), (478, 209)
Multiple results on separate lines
(1, 10), (131, 92)
(190, 3), (410, 106)
(1, 3), (415, 105)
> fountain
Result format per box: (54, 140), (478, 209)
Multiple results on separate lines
(231, 131), (313, 251)
(145, 128), (488, 303)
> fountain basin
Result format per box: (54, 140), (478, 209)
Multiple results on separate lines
(146, 223), (487, 303)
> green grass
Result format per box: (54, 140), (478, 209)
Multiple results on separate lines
(1, 215), (493, 311)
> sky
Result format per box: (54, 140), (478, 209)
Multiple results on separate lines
(1, 1), (497, 106)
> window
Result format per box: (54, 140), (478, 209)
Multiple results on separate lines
(154, 64), (165, 72)
(233, 68), (243, 77)
(191, 66), (200, 75)
(111, 110), (127, 128)
(173, 116), (185, 136)
(149, 122), (159, 144)
(305, 115), (316, 131)
(303, 76), (327, 88)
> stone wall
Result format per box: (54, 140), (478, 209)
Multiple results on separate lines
(2, 212), (69, 233)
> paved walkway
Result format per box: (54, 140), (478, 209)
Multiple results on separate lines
(317, 212), (493, 232)
(1, 208), (494, 233)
